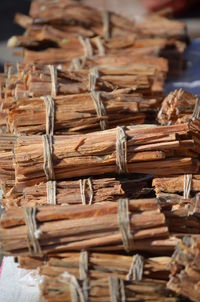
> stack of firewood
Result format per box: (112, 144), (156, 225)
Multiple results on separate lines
(0, 0), (199, 301)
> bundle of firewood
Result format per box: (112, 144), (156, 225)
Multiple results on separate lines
(7, 0), (188, 76)
(0, 199), (177, 256)
(13, 121), (200, 190)
(18, 252), (171, 281)
(4, 63), (167, 99)
(2, 176), (152, 208)
(153, 174), (200, 199)
(158, 89), (198, 125)
(168, 235), (200, 302)
(41, 276), (180, 302)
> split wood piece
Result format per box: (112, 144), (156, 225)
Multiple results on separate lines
(158, 89), (197, 125)
(0, 135), (16, 194)
(153, 175), (200, 199)
(167, 235), (200, 302)
(4, 63), (167, 99)
(2, 176), (152, 208)
(6, 92), (160, 136)
(40, 275), (181, 302)
(14, 121), (200, 189)
(18, 252), (171, 282)
(0, 199), (174, 256)
(159, 196), (200, 235)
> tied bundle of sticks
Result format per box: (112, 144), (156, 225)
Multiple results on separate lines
(158, 89), (199, 125)
(3, 62), (167, 99)
(41, 275), (181, 302)
(0, 199), (176, 256)
(4, 92), (159, 135)
(0, 135), (16, 194)
(168, 235), (200, 302)
(153, 174), (200, 199)
(13, 36), (185, 76)
(18, 252), (171, 282)
(14, 121), (200, 189)
(2, 176), (152, 208)
(12, 0), (187, 41)
(8, 0), (187, 75)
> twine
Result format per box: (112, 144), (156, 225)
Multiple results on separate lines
(89, 68), (99, 92)
(24, 207), (42, 256)
(48, 65), (57, 98)
(192, 96), (200, 120)
(79, 36), (93, 58)
(79, 178), (94, 205)
(118, 198), (133, 252)
(42, 135), (55, 181)
(79, 251), (89, 301)
(46, 180), (56, 205)
(60, 272), (86, 302)
(184, 174), (192, 199)
(109, 276), (126, 302)
(103, 11), (111, 40)
(116, 126), (128, 174)
(93, 37), (105, 56)
(91, 90), (107, 131)
(126, 254), (144, 281)
(42, 95), (55, 136)
(69, 56), (86, 71)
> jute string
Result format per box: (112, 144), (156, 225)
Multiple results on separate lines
(48, 65), (57, 98)
(109, 276), (126, 302)
(126, 254), (144, 281)
(184, 174), (192, 199)
(90, 91), (107, 131)
(192, 96), (200, 120)
(79, 251), (89, 301)
(116, 126), (128, 174)
(42, 134), (55, 181)
(79, 178), (94, 205)
(24, 207), (42, 256)
(69, 56), (86, 72)
(79, 36), (93, 58)
(118, 198), (133, 252)
(46, 180), (56, 205)
(103, 11), (111, 40)
(42, 95), (55, 136)
(60, 272), (86, 302)
(93, 36), (105, 56)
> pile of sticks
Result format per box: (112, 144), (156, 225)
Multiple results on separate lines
(168, 236), (200, 302)
(0, 0), (199, 301)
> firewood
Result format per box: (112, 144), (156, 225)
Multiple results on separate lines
(40, 275), (181, 302)
(158, 89), (197, 125)
(13, 121), (200, 189)
(2, 176), (152, 208)
(153, 174), (200, 199)
(0, 199), (173, 256)
(167, 235), (200, 302)
(18, 252), (171, 282)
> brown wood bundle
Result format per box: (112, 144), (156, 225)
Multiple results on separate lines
(159, 197), (200, 235)
(0, 135), (16, 194)
(19, 38), (185, 76)
(5, 93), (160, 136)
(2, 176), (152, 208)
(40, 275), (181, 302)
(14, 121), (200, 189)
(153, 174), (200, 199)
(0, 199), (175, 256)
(168, 235), (200, 302)
(158, 89), (197, 125)
(12, 1), (187, 41)
(4, 63), (166, 99)
(18, 252), (171, 281)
